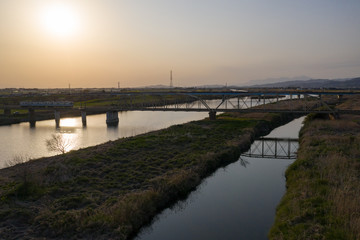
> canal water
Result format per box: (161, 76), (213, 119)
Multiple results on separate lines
(135, 116), (305, 240)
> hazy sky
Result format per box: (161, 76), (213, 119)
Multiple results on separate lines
(1, 0), (360, 88)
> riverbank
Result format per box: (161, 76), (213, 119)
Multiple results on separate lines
(0, 111), (299, 239)
(269, 112), (360, 239)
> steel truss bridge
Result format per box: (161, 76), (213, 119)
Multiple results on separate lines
(104, 91), (360, 119)
(242, 137), (299, 160)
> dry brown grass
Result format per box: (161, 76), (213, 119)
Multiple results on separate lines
(337, 95), (360, 110)
(270, 112), (360, 240)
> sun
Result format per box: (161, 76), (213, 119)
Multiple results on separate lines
(39, 3), (81, 39)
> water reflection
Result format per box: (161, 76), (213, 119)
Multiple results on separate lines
(60, 118), (77, 127)
(60, 133), (79, 153)
(242, 138), (299, 159)
(0, 111), (208, 168)
(135, 117), (305, 240)
(239, 157), (249, 167)
(45, 133), (77, 154)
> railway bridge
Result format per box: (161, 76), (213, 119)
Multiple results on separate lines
(2, 90), (360, 127)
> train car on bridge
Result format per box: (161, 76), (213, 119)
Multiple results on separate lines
(20, 101), (74, 108)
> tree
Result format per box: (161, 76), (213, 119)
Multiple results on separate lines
(45, 133), (72, 154)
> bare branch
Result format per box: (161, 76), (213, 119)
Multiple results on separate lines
(45, 134), (72, 154)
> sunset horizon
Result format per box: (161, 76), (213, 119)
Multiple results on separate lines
(1, 0), (360, 88)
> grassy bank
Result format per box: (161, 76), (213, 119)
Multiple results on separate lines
(269, 112), (360, 239)
(0, 111), (298, 239)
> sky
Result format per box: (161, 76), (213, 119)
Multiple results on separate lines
(0, 0), (360, 88)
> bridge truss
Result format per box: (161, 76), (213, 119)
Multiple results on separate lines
(109, 91), (359, 117)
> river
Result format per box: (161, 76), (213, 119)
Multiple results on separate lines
(0, 111), (208, 169)
(134, 116), (305, 240)
(0, 97), (277, 169)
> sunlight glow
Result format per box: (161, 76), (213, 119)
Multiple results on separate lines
(60, 118), (77, 127)
(61, 133), (77, 153)
(39, 3), (81, 38)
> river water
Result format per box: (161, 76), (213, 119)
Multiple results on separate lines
(0, 111), (208, 169)
(0, 97), (276, 169)
(135, 116), (305, 240)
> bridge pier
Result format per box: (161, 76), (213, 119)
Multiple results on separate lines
(81, 111), (87, 127)
(54, 110), (61, 128)
(29, 109), (36, 127)
(209, 110), (216, 120)
(106, 111), (119, 126)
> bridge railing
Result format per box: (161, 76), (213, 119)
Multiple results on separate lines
(111, 93), (336, 114)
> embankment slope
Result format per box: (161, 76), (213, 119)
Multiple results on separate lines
(269, 113), (360, 239)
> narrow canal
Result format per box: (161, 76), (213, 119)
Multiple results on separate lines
(135, 116), (305, 240)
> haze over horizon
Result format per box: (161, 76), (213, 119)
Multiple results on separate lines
(1, 0), (360, 88)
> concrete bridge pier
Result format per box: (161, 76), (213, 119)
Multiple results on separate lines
(81, 111), (87, 127)
(106, 111), (119, 126)
(54, 110), (61, 128)
(209, 110), (217, 120)
(29, 109), (36, 127)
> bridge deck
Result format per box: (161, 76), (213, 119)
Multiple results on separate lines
(112, 107), (360, 114)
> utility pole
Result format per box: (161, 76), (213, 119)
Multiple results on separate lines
(170, 70), (173, 88)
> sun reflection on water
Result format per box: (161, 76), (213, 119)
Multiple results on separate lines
(60, 118), (77, 127)
(60, 133), (78, 153)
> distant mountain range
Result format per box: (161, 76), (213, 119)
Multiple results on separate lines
(247, 77), (360, 89)
(139, 76), (360, 89)
(244, 76), (312, 86)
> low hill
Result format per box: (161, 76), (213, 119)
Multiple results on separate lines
(250, 77), (360, 89)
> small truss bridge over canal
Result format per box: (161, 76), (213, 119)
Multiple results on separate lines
(242, 137), (299, 160)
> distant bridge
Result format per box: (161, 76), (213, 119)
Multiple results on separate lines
(2, 90), (360, 127)
(100, 90), (360, 119)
